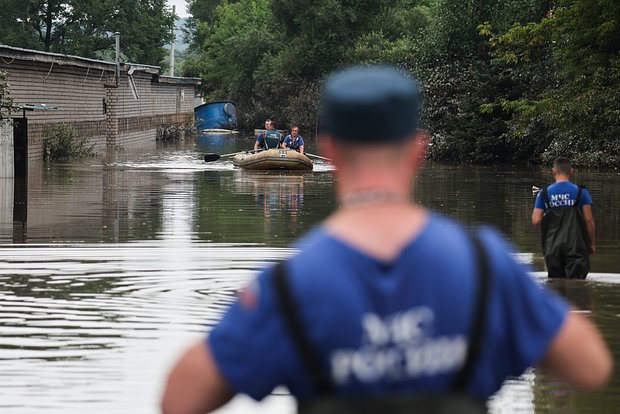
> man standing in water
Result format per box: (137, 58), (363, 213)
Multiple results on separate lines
(162, 66), (612, 414)
(532, 157), (595, 278)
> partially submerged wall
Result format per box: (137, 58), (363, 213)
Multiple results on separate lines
(0, 121), (13, 177)
(0, 45), (200, 159)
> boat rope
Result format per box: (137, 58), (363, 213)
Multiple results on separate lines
(1, 56), (15, 65)
(80, 67), (90, 86)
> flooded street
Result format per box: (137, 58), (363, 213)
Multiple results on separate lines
(1, 134), (619, 413)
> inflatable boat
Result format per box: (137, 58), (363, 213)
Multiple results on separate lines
(232, 149), (313, 171)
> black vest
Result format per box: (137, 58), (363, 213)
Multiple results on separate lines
(540, 186), (590, 278)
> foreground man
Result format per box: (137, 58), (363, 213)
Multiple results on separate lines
(162, 65), (612, 414)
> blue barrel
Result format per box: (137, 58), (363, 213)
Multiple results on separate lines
(194, 101), (237, 130)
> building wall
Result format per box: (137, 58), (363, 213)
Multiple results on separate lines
(0, 46), (200, 159)
(0, 121), (13, 177)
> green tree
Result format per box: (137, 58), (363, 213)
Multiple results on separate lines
(484, 0), (620, 167)
(187, 0), (435, 130)
(412, 0), (551, 164)
(184, 0), (236, 59)
(346, 1), (431, 65)
(0, 0), (41, 49)
(0, 0), (173, 66)
(269, 0), (399, 79)
(185, 0), (285, 127)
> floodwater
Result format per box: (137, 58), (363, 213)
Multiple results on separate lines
(0, 133), (619, 414)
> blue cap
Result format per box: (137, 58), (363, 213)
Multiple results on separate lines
(320, 65), (421, 143)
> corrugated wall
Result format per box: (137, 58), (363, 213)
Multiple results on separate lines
(0, 46), (200, 159)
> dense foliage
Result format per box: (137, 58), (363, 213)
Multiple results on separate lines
(181, 0), (619, 168)
(0, 0), (174, 66)
(481, 0), (620, 167)
(43, 123), (96, 160)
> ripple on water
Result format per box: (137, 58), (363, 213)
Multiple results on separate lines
(1, 244), (619, 414)
(105, 150), (335, 173)
(0, 243), (294, 414)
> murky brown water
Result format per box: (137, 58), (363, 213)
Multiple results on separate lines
(1, 134), (619, 413)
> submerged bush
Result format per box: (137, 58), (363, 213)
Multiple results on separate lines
(183, 117), (197, 140)
(157, 124), (183, 142)
(43, 123), (96, 160)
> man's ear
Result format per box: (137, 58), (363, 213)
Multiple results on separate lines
(411, 130), (429, 165)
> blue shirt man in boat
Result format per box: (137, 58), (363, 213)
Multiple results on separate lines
(161, 65), (612, 414)
(254, 119), (283, 150)
(283, 125), (305, 153)
(532, 157), (596, 278)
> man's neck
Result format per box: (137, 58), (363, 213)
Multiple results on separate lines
(555, 174), (571, 183)
(339, 188), (409, 209)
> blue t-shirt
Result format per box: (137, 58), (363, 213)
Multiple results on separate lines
(208, 215), (569, 401)
(284, 134), (305, 152)
(534, 181), (592, 210)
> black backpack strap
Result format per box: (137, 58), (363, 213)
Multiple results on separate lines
(450, 229), (491, 392)
(272, 261), (334, 394)
(272, 229), (491, 396)
(542, 187), (550, 209)
(574, 185), (583, 208)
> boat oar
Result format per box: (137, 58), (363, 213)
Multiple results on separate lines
(204, 149), (260, 162)
(305, 153), (332, 162)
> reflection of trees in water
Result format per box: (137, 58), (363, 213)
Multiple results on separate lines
(545, 279), (593, 311)
(194, 171), (331, 246)
(194, 134), (240, 154)
(415, 165), (620, 273)
(534, 279), (620, 413)
(2, 273), (115, 301)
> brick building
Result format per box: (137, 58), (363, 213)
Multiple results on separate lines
(0, 45), (200, 160)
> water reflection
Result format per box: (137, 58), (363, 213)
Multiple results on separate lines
(233, 171), (306, 236)
(194, 132), (240, 155)
(0, 141), (619, 413)
(0, 243), (294, 413)
(546, 279), (594, 311)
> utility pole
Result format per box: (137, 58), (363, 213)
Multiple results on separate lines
(114, 32), (120, 87)
(169, 6), (176, 77)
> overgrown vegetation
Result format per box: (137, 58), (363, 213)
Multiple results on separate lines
(0, 71), (14, 121)
(43, 123), (96, 160)
(182, 0), (620, 168)
(156, 118), (197, 142)
(183, 117), (198, 140)
(156, 124), (184, 142)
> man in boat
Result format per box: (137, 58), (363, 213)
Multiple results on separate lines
(282, 125), (305, 153)
(254, 119), (283, 150)
(161, 65), (612, 414)
(532, 157), (596, 278)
